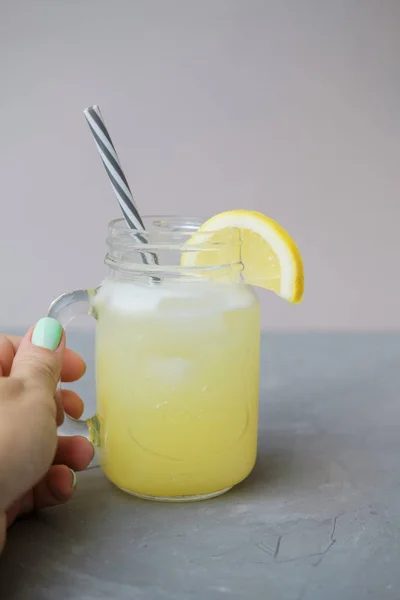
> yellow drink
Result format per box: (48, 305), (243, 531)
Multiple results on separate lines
(49, 209), (303, 501)
(93, 280), (260, 500)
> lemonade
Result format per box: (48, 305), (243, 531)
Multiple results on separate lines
(49, 211), (303, 502)
(92, 279), (260, 500)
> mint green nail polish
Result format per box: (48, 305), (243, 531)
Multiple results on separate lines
(31, 317), (62, 350)
(69, 469), (77, 488)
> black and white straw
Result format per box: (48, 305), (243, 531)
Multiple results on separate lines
(83, 105), (158, 267)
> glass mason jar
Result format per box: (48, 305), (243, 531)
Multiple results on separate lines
(49, 216), (260, 502)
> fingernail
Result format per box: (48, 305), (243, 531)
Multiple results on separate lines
(31, 317), (62, 350)
(69, 469), (77, 488)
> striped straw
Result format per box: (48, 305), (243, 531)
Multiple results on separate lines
(83, 104), (158, 267)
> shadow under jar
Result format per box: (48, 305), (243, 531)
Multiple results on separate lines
(49, 216), (261, 502)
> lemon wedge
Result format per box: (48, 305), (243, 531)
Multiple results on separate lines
(182, 210), (304, 303)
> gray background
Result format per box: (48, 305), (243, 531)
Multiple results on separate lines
(1, 0), (399, 331)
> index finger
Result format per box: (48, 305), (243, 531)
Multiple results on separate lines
(0, 334), (86, 382)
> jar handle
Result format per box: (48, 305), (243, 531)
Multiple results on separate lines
(48, 289), (100, 448)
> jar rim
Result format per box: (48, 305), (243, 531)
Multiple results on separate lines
(107, 215), (240, 246)
(107, 215), (241, 249)
(105, 215), (243, 279)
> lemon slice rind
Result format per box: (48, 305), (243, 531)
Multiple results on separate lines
(181, 210), (304, 304)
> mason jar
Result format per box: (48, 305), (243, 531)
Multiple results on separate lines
(49, 216), (260, 502)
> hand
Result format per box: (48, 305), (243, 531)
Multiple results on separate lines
(0, 319), (94, 552)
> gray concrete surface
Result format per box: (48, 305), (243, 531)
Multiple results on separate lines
(0, 333), (399, 599)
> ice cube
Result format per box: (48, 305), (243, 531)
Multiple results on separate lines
(146, 357), (193, 385)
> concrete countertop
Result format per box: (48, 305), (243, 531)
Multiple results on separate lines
(0, 332), (399, 600)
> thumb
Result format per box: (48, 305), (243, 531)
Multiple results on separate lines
(10, 318), (65, 393)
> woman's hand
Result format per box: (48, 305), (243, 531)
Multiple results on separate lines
(0, 319), (94, 552)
